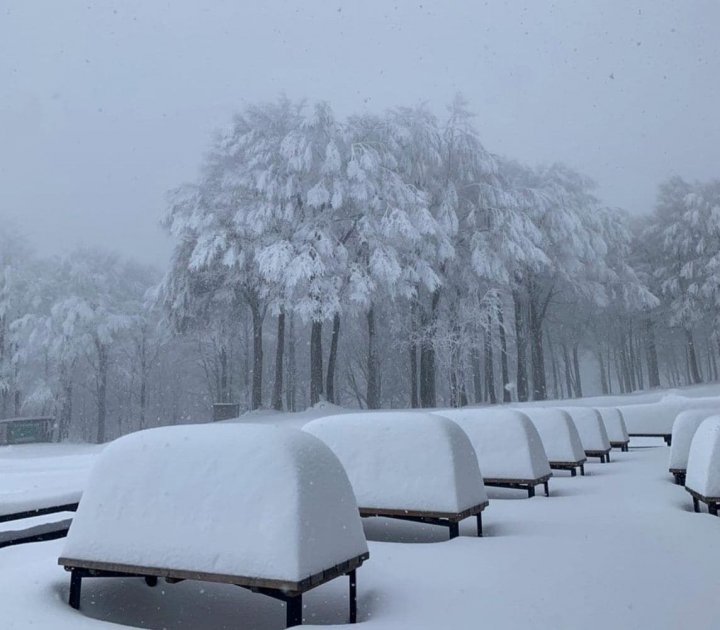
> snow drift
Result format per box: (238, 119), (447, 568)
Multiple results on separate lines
(596, 407), (629, 446)
(669, 409), (718, 473)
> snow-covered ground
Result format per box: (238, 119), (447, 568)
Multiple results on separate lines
(1, 435), (719, 629)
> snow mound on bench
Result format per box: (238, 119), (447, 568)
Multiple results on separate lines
(61, 424), (368, 583)
(435, 408), (551, 481)
(686, 416), (720, 498)
(619, 395), (720, 435)
(304, 412), (486, 513)
(595, 408), (629, 445)
(561, 408), (610, 453)
(671, 409), (720, 472)
(521, 408), (586, 465)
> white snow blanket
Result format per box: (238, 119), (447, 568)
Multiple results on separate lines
(686, 416), (720, 498)
(669, 409), (719, 471)
(0, 444), (100, 519)
(61, 424), (368, 583)
(596, 407), (629, 444)
(304, 412), (486, 513)
(521, 408), (586, 464)
(619, 395), (720, 435)
(435, 408), (550, 481)
(561, 407), (611, 453)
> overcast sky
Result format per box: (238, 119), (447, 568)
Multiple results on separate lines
(1, 1), (718, 267)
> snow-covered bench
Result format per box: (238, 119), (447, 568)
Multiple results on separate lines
(437, 408), (552, 498)
(521, 408), (587, 476)
(685, 416), (720, 516)
(621, 396), (720, 446)
(596, 407), (630, 452)
(58, 425), (369, 628)
(0, 490), (80, 548)
(304, 412), (488, 539)
(669, 409), (718, 485)
(561, 408), (612, 463)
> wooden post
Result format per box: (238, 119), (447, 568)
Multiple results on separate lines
(69, 569), (82, 610)
(349, 570), (357, 623)
(286, 594), (302, 627)
(476, 513), (483, 537)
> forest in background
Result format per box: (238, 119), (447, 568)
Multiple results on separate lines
(1, 97), (719, 443)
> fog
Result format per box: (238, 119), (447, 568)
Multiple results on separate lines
(1, 0), (718, 265)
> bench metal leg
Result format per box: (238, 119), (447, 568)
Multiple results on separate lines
(448, 522), (459, 539)
(693, 497), (700, 513)
(710, 503), (718, 517)
(349, 570), (357, 623)
(580, 464), (585, 476)
(570, 467), (576, 477)
(476, 513), (483, 537)
(544, 481), (550, 497)
(527, 485), (535, 498)
(69, 569), (82, 610)
(606, 452), (611, 463)
(145, 576), (158, 587)
(286, 594), (302, 627)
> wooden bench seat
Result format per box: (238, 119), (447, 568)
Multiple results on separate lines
(686, 487), (719, 516)
(669, 467), (686, 486)
(610, 440), (630, 452)
(628, 432), (672, 446)
(0, 518), (72, 549)
(59, 553), (369, 627)
(549, 460), (586, 477)
(483, 474), (551, 498)
(359, 501), (489, 539)
(0, 502), (78, 524)
(584, 448), (611, 463)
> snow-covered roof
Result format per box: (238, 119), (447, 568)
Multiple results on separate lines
(436, 408), (550, 481)
(61, 424), (368, 583)
(303, 411), (486, 513)
(595, 407), (629, 444)
(561, 407), (610, 452)
(520, 408), (586, 464)
(669, 409), (718, 471)
(686, 416), (720, 498)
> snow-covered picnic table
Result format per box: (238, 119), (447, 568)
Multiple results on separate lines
(304, 411), (488, 538)
(436, 408), (552, 498)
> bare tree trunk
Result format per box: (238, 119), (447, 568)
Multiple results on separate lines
(472, 346), (482, 403)
(286, 313), (296, 412)
(325, 313), (340, 404)
(572, 343), (583, 398)
(409, 301), (419, 408)
(561, 343), (573, 398)
(366, 305), (380, 409)
(497, 303), (511, 402)
(219, 345), (229, 403)
(310, 320), (324, 405)
(251, 304), (264, 410)
(419, 290), (440, 408)
(95, 339), (108, 443)
(597, 349), (609, 395)
(484, 313), (496, 404)
(644, 318), (661, 388)
(513, 291), (529, 402)
(686, 328), (702, 385)
(271, 311), (285, 411)
(529, 292), (548, 401)
(547, 332), (561, 399)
